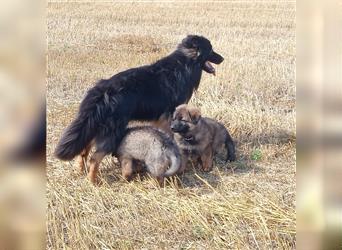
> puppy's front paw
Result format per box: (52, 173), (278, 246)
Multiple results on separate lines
(202, 165), (213, 172)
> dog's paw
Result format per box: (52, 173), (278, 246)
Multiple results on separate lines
(202, 166), (213, 172)
(227, 153), (236, 162)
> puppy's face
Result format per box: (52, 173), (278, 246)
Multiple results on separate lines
(171, 105), (201, 136)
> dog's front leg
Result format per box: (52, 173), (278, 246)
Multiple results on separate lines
(201, 147), (213, 172)
(177, 153), (189, 174)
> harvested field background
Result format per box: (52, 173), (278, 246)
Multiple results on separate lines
(47, 1), (296, 249)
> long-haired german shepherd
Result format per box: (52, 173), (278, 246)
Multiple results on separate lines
(54, 35), (224, 183)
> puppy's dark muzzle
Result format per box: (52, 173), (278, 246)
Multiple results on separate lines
(208, 51), (224, 64)
(170, 122), (188, 133)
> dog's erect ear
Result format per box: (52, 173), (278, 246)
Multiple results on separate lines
(182, 35), (200, 50)
(179, 35), (208, 59)
(189, 108), (201, 124)
(182, 35), (198, 49)
(189, 36), (199, 50)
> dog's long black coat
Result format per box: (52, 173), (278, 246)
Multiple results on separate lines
(55, 35), (223, 160)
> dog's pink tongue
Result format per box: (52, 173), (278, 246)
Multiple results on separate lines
(205, 61), (216, 75)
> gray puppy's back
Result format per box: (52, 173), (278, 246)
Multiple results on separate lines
(117, 126), (180, 177)
(117, 127), (175, 157)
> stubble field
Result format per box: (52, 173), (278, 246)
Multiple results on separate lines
(47, 1), (296, 249)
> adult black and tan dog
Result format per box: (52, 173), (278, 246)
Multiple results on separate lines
(54, 35), (224, 183)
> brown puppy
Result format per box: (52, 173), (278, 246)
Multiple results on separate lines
(116, 126), (181, 186)
(171, 104), (236, 172)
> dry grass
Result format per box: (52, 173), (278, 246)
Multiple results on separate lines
(47, 1), (296, 249)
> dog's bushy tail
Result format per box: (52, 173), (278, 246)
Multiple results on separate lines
(54, 83), (107, 160)
(225, 132), (236, 162)
(164, 153), (181, 177)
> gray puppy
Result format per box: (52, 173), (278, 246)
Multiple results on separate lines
(116, 126), (181, 185)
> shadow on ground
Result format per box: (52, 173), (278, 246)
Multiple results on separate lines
(97, 155), (261, 189)
(92, 130), (295, 188)
(236, 129), (295, 147)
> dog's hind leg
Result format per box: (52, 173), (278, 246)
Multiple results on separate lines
(224, 133), (236, 162)
(77, 143), (92, 173)
(89, 117), (128, 183)
(88, 150), (106, 184)
(121, 158), (134, 181)
(156, 176), (164, 187)
(145, 161), (165, 187)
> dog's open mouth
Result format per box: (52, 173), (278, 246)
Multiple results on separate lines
(203, 51), (224, 75)
(203, 61), (216, 75)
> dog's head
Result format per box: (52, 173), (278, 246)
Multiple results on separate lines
(178, 35), (224, 75)
(171, 104), (202, 139)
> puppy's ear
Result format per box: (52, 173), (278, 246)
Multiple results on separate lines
(176, 104), (188, 111)
(189, 108), (201, 124)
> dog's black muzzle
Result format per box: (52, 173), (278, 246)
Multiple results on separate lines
(208, 51), (224, 64)
(203, 50), (224, 75)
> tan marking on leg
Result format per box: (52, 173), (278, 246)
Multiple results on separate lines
(156, 176), (164, 187)
(201, 147), (213, 172)
(77, 143), (92, 173)
(121, 158), (134, 181)
(88, 151), (106, 184)
(193, 155), (202, 169)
